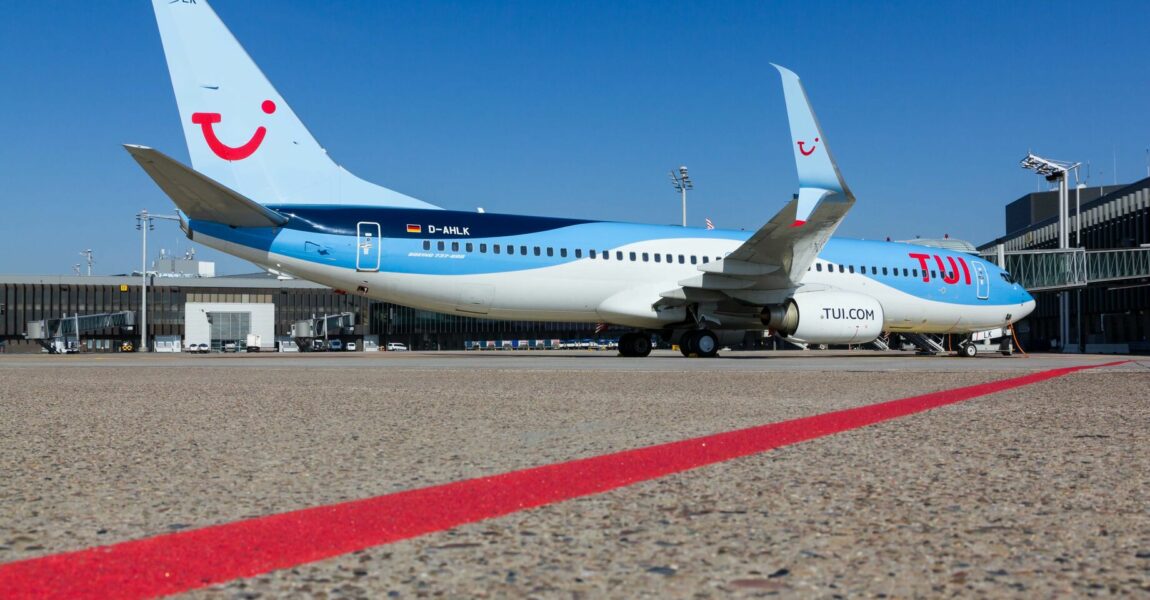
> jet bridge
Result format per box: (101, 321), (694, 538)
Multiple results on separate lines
(983, 246), (1150, 291)
(290, 312), (356, 350)
(25, 311), (136, 353)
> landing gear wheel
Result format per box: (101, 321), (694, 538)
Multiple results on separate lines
(618, 333), (635, 357)
(695, 329), (719, 358)
(961, 343), (978, 358)
(679, 331), (698, 356)
(618, 333), (652, 357)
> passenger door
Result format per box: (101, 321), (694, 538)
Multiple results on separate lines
(356, 222), (381, 272)
(973, 261), (990, 300)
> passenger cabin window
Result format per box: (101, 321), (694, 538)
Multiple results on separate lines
(871, 266), (877, 275)
(654, 254), (661, 263)
(617, 251), (624, 260)
(702, 257), (710, 263)
(560, 248), (567, 257)
(533, 247), (541, 256)
(678, 255), (685, 264)
(547, 247), (554, 257)
(589, 249), (596, 259)
(480, 243), (487, 253)
(451, 242), (459, 252)
(422, 241), (430, 251)
(882, 267), (888, 275)
(838, 265), (845, 273)
(848, 265), (855, 274)
(520, 245), (528, 255)
(816, 263), (823, 272)
(690, 256), (697, 265)
(465, 243), (473, 252)
(903, 268), (909, 276)
(437, 241), (445, 251)
(494, 244), (501, 254)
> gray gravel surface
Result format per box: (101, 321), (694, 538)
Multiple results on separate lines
(1, 353), (1146, 597)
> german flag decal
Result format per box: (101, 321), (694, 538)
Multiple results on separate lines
(406, 224), (421, 234)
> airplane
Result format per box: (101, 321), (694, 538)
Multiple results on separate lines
(127, 0), (1035, 358)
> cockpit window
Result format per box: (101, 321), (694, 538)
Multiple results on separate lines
(1000, 271), (1017, 284)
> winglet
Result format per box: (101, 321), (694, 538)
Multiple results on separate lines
(771, 64), (853, 226)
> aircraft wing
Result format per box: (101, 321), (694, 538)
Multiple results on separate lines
(666, 65), (855, 307)
(124, 144), (289, 228)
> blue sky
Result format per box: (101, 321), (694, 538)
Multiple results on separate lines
(2, 0), (1148, 275)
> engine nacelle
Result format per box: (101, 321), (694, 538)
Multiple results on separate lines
(761, 291), (884, 344)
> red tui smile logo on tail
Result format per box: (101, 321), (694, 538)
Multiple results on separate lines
(797, 137), (819, 156)
(191, 100), (276, 161)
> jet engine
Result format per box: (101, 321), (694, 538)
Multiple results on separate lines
(761, 291), (884, 344)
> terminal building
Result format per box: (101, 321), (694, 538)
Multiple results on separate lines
(0, 258), (599, 353)
(980, 176), (1150, 352)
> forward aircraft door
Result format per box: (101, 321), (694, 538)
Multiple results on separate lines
(356, 222), (381, 272)
(973, 262), (989, 300)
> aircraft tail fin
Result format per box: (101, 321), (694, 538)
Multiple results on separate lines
(772, 64), (853, 226)
(151, 0), (438, 209)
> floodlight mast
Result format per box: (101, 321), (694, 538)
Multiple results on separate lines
(669, 166), (693, 227)
(135, 210), (182, 352)
(80, 249), (94, 276)
(1019, 153), (1081, 250)
(1020, 152), (1081, 352)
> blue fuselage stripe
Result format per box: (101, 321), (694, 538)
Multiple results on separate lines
(190, 206), (1032, 308)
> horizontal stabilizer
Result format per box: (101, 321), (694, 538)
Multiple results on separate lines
(124, 144), (288, 228)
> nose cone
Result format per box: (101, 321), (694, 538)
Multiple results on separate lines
(1016, 289), (1037, 321)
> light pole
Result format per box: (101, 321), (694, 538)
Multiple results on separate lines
(669, 166), (692, 227)
(135, 210), (182, 352)
(80, 249), (94, 276)
(136, 209), (152, 351)
(1020, 153), (1081, 352)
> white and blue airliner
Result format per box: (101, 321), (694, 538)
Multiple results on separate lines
(127, 0), (1035, 358)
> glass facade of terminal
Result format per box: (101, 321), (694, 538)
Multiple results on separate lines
(0, 276), (600, 353)
(981, 177), (1150, 351)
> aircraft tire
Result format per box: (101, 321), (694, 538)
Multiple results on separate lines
(628, 334), (652, 357)
(961, 343), (978, 358)
(618, 333), (636, 357)
(679, 331), (698, 356)
(695, 330), (719, 358)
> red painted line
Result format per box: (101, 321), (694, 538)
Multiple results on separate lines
(0, 360), (1128, 599)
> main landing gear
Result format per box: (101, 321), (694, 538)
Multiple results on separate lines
(679, 329), (719, 358)
(617, 332), (653, 357)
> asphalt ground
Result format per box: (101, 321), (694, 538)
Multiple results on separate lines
(1, 351), (1147, 597)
